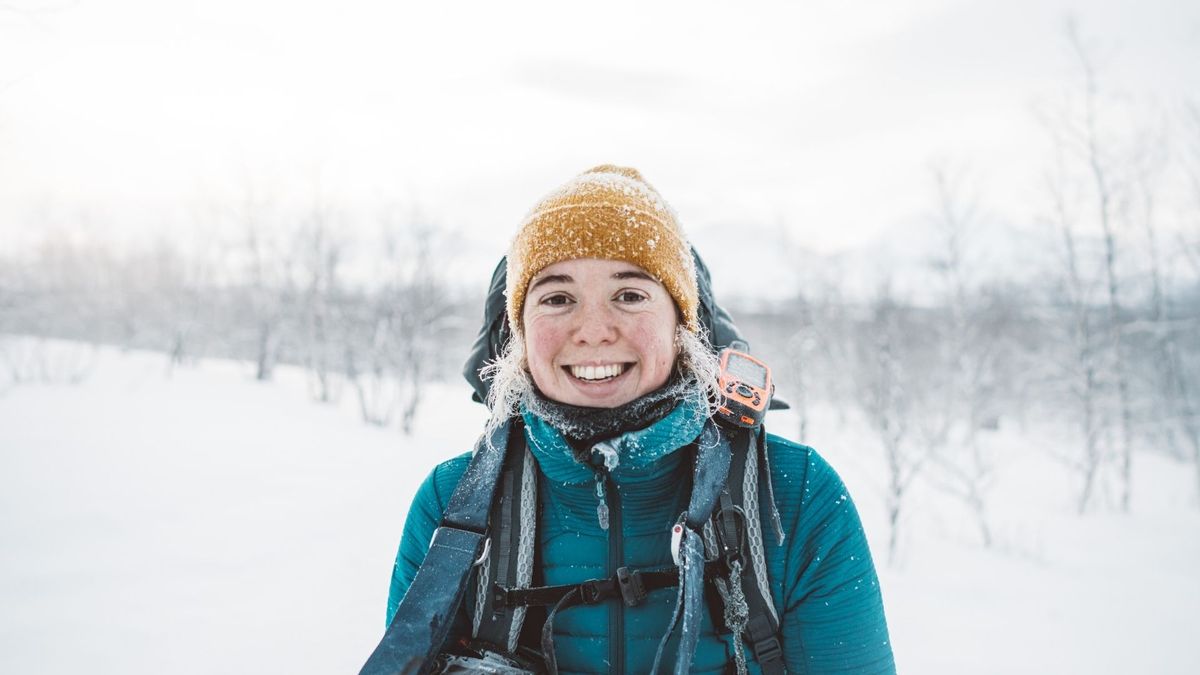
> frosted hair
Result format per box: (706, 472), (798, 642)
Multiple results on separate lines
(480, 325), (724, 447)
(479, 337), (534, 444)
(675, 325), (724, 417)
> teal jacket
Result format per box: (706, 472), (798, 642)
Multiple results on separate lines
(387, 401), (895, 674)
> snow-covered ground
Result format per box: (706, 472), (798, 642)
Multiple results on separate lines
(2, 341), (1198, 674)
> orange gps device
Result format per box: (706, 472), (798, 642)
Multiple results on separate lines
(716, 348), (772, 428)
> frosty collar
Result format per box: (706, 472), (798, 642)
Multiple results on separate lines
(524, 372), (692, 453)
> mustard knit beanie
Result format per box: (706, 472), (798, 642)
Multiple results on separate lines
(506, 165), (699, 335)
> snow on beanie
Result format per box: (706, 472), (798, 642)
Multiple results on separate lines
(505, 165), (699, 335)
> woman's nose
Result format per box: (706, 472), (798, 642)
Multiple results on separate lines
(571, 301), (618, 345)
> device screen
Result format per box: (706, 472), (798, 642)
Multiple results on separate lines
(726, 354), (767, 388)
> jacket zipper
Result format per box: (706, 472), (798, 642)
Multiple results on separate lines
(606, 471), (624, 674)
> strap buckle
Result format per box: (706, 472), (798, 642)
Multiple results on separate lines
(491, 583), (511, 610)
(752, 634), (783, 665)
(579, 579), (604, 604)
(615, 567), (647, 607)
(715, 500), (748, 568)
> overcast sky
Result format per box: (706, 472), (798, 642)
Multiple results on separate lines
(1, 0), (1197, 291)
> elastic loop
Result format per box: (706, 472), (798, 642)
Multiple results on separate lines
(473, 537), (491, 567)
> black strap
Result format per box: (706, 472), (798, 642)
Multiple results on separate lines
(717, 427), (786, 675)
(358, 420), (519, 675)
(493, 564), (730, 610)
(440, 421), (518, 532)
(687, 418), (733, 529)
(473, 439), (531, 650)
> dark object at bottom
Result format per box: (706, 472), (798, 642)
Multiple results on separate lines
(430, 640), (546, 674)
(358, 526), (485, 675)
(358, 422), (517, 675)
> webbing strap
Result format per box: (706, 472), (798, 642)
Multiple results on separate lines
(358, 421), (517, 675)
(473, 440), (529, 651)
(493, 560), (738, 610)
(656, 418), (735, 675)
(744, 434), (786, 674)
(359, 526), (484, 675)
(441, 421), (517, 532)
(716, 427), (786, 674)
(686, 419), (732, 529)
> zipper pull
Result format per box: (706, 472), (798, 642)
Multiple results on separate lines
(595, 474), (610, 531)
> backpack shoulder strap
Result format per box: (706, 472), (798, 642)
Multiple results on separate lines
(358, 419), (521, 675)
(470, 431), (538, 653)
(710, 425), (786, 675)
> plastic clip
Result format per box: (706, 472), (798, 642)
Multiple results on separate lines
(616, 567), (647, 607)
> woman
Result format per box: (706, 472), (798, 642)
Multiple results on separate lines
(382, 166), (895, 674)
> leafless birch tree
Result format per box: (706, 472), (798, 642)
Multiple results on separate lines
(294, 194), (347, 403)
(1061, 20), (1138, 511)
(920, 162), (1014, 546)
(851, 284), (927, 565)
(1041, 141), (1109, 514)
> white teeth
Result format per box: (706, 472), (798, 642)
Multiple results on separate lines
(571, 364), (625, 381)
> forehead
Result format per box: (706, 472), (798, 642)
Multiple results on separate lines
(531, 258), (660, 284)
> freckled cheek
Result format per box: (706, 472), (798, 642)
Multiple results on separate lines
(629, 323), (677, 372)
(525, 323), (568, 372)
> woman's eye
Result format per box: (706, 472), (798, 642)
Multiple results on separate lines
(541, 294), (572, 306)
(615, 290), (648, 303)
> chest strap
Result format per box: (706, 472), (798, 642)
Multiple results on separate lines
(493, 560), (736, 611)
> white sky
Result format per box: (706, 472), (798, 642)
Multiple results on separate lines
(1, 0), (1197, 288)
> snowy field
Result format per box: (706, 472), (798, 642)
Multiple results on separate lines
(2, 340), (1198, 674)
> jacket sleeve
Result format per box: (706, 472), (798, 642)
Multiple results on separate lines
(385, 453), (472, 626)
(778, 446), (896, 674)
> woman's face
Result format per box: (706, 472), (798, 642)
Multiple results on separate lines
(522, 258), (679, 408)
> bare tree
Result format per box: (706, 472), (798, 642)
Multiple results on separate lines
(765, 224), (861, 443)
(1165, 98), (1200, 500)
(919, 162), (1013, 547)
(1, 226), (102, 384)
(345, 306), (402, 427)
(225, 183), (294, 382)
(851, 283), (927, 565)
(1062, 20), (1136, 512)
(294, 192), (347, 403)
(343, 208), (459, 434)
(1040, 142), (1108, 515)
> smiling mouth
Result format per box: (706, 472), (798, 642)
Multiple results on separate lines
(565, 363), (632, 382)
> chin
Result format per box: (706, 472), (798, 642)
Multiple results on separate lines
(562, 390), (638, 409)
(544, 378), (641, 409)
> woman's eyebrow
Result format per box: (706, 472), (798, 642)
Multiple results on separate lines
(613, 270), (658, 283)
(528, 274), (573, 291)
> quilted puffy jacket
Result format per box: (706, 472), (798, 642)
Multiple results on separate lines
(387, 399), (895, 674)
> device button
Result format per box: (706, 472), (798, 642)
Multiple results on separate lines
(735, 384), (753, 398)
